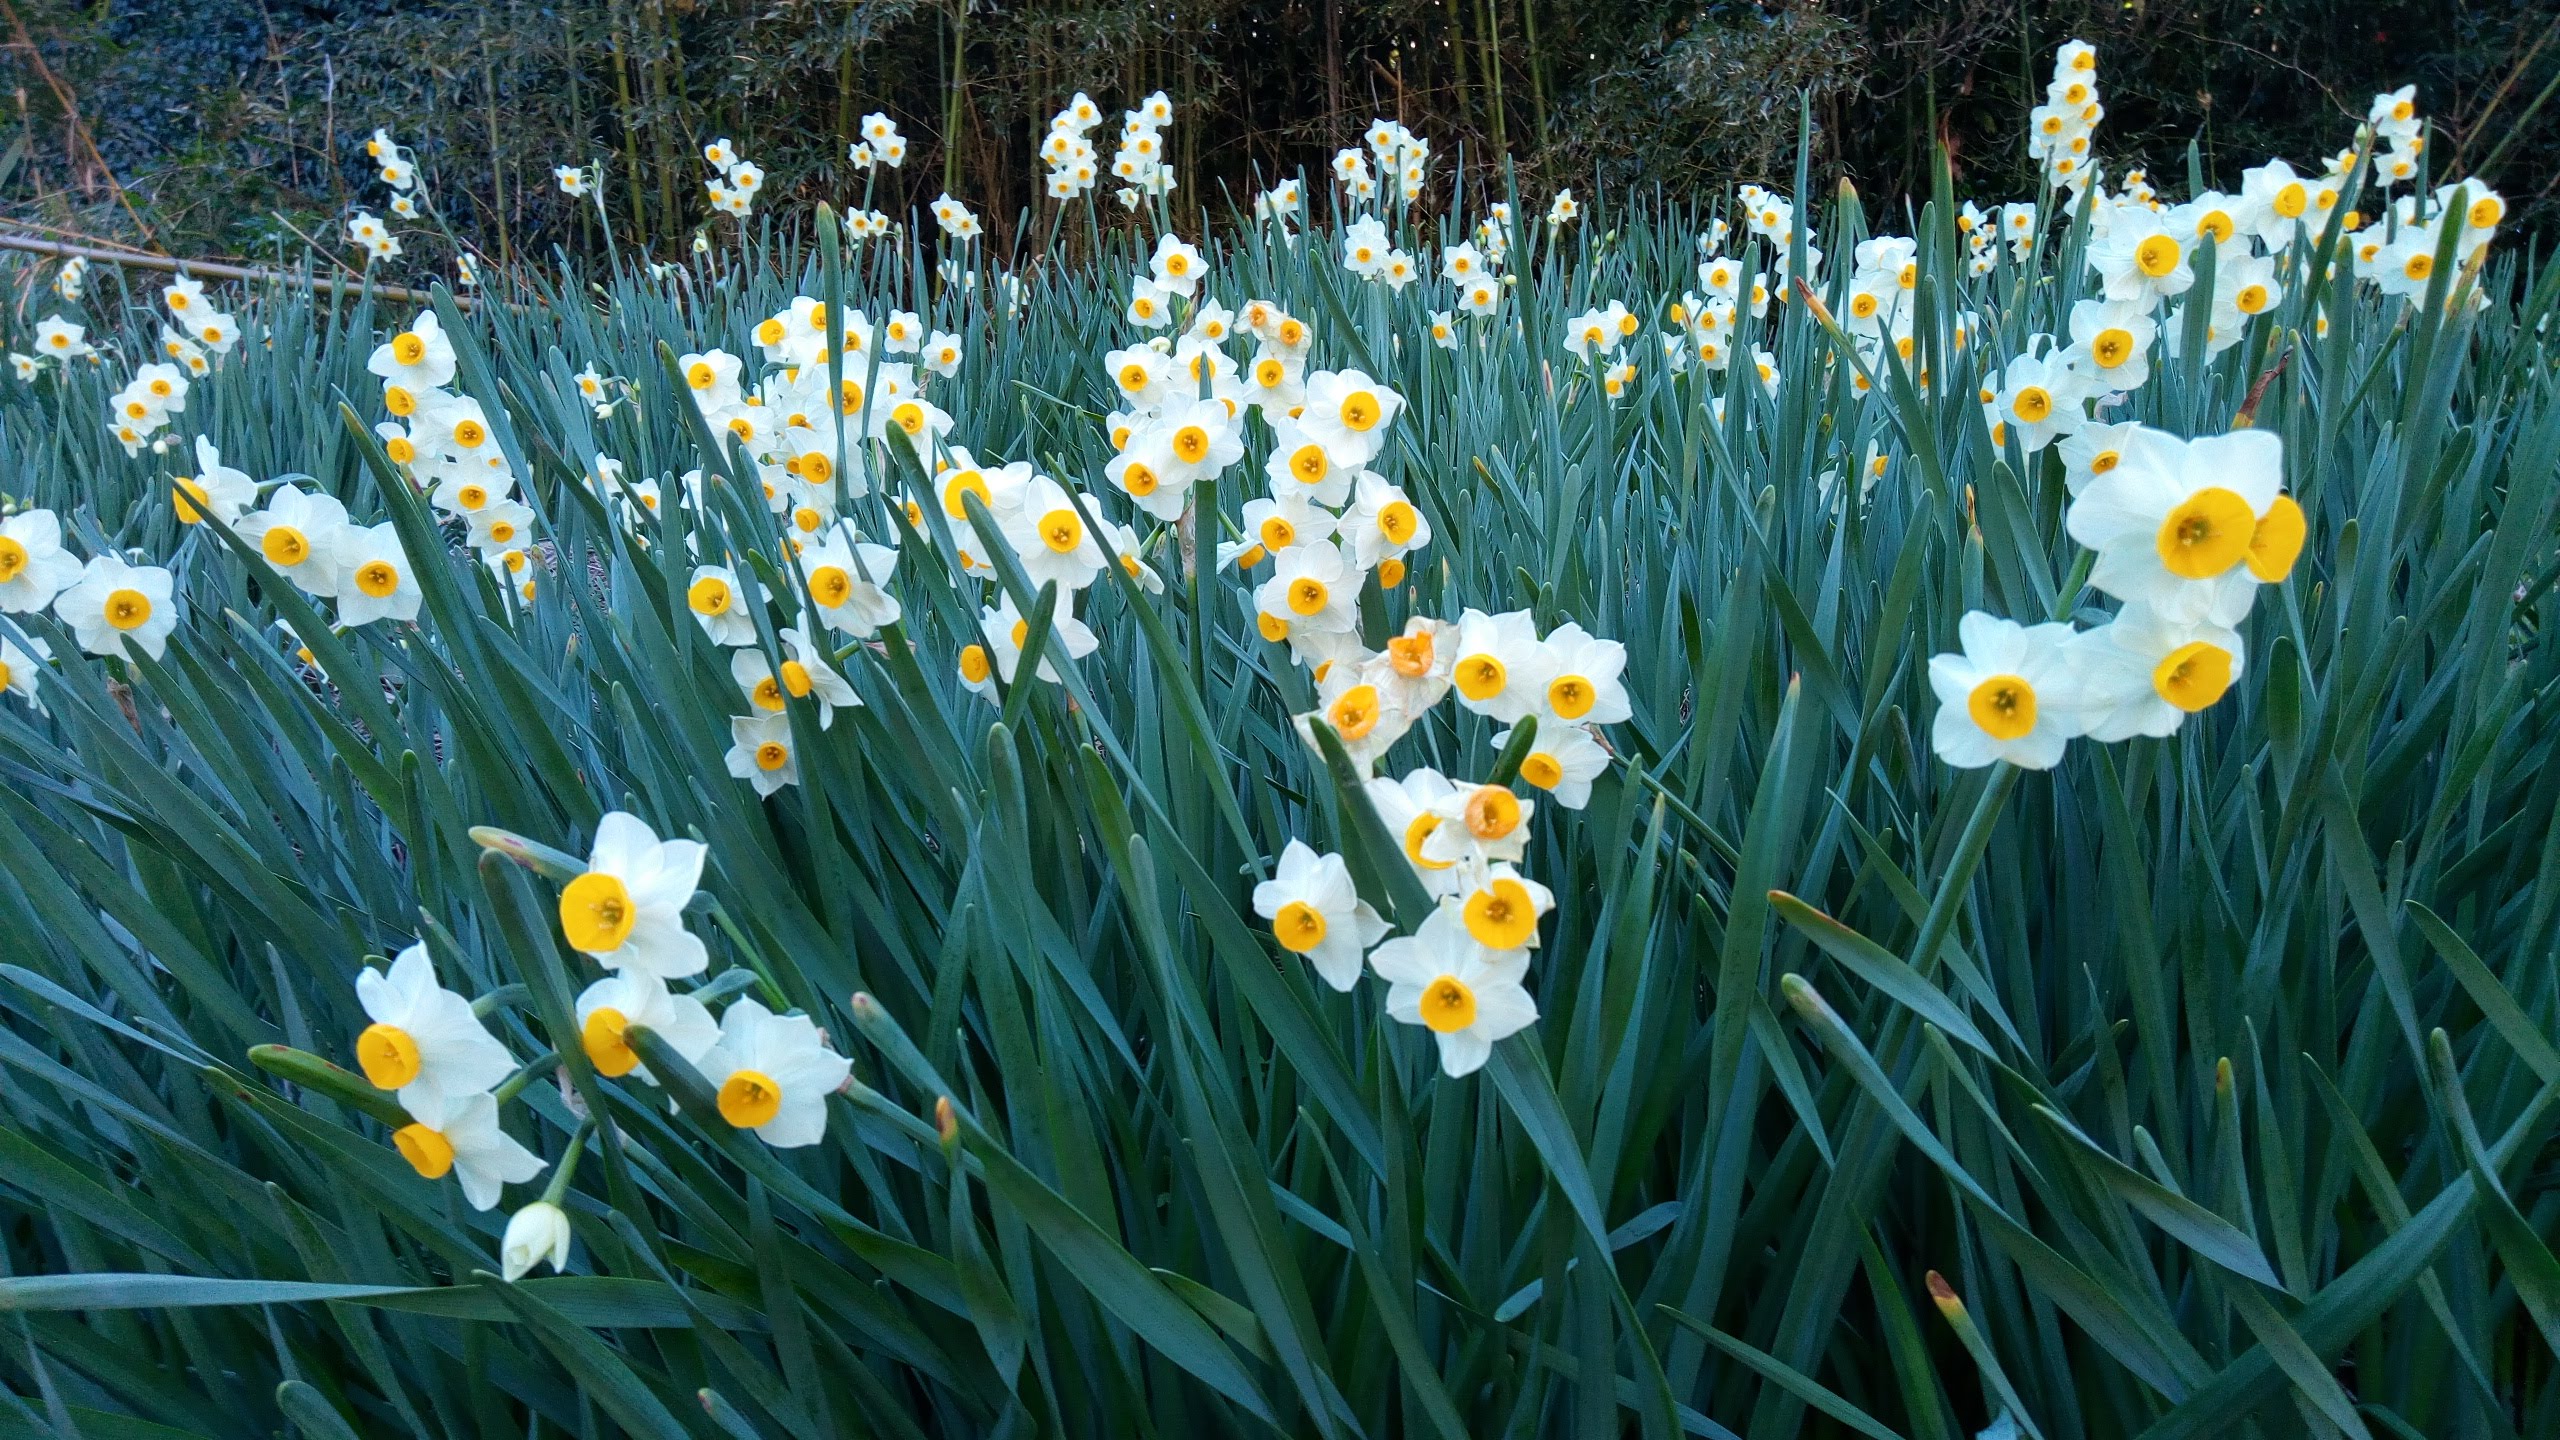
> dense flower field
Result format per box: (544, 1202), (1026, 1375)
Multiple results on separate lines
(1, 43), (2557, 1440)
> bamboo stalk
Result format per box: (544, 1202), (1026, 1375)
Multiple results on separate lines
(0, 233), (450, 304)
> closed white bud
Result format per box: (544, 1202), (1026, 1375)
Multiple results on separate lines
(500, 1201), (573, 1282)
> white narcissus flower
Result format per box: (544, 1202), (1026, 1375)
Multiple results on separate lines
(335, 522), (422, 627)
(1926, 612), (2083, 771)
(1418, 780), (1535, 869)
(1495, 721), (1611, 810)
(2065, 426), (2303, 626)
(56, 554), (177, 661)
(172, 436), (257, 527)
(1365, 768), (1468, 899)
(1297, 659), (1411, 776)
(1251, 839), (1391, 991)
(1363, 617), (1453, 716)
(1369, 903), (1539, 1078)
(367, 310), (459, 392)
(1257, 541), (1360, 637)
(394, 1088), (545, 1211)
(970, 592), (1099, 690)
(237, 487), (354, 597)
(0, 632), (48, 711)
(0, 509), (83, 613)
(1262, 418), (1357, 509)
(684, 564), (758, 646)
(1982, 348), (2089, 454)
(354, 942), (517, 1118)
(2063, 298), (2157, 395)
(797, 528), (902, 637)
(1535, 622), (1631, 727)
(726, 711), (799, 797)
(558, 812), (710, 978)
(1455, 862), (1555, 952)
(1447, 608), (1558, 725)
(1002, 477), (1108, 593)
(1152, 398), (1245, 486)
(2062, 605), (2247, 741)
(1344, 473), (1431, 569)
(574, 968), (719, 1082)
(2085, 216), (2194, 305)
(699, 998), (851, 1148)
(1296, 369), (1404, 468)
(501, 1201), (573, 1281)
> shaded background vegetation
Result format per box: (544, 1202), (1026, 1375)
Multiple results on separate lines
(0, 0), (2553, 270)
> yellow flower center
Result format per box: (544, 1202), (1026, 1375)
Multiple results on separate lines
(718, 1070), (784, 1128)
(2403, 253), (2433, 282)
(1376, 557), (1407, 587)
(1258, 516), (1298, 552)
(2235, 284), (2270, 315)
(689, 577), (732, 615)
(1378, 500), (1419, 545)
(1966, 675), (2037, 740)
(757, 319), (787, 346)
(385, 384), (417, 417)
(1173, 425), (1211, 464)
(1419, 975), (1478, 1034)
(559, 871), (637, 952)
(1388, 633), (1435, 677)
(2248, 495), (2306, 582)
(105, 588), (152, 631)
(800, 452), (834, 485)
(1455, 653), (1506, 702)
(958, 645), (992, 683)
(2090, 450), (2120, 475)
(892, 402), (926, 436)
(393, 1123), (455, 1179)
(2152, 641), (2234, 713)
(810, 565), (853, 608)
(755, 741), (791, 772)
(356, 1022), (422, 1089)
(1461, 876), (1538, 950)
(2011, 386), (2052, 422)
(1273, 900), (1327, 953)
(943, 471), (991, 519)
(1520, 753), (1564, 790)
(780, 659), (813, 697)
(1122, 462), (1159, 496)
(173, 478), (212, 524)
(1465, 786), (1521, 839)
(2274, 183), (2307, 218)
(1256, 611), (1290, 642)
(2155, 487), (2256, 578)
(392, 332), (428, 365)
(2195, 211), (2234, 244)
(386, 437), (417, 464)
(1328, 683), (1380, 740)
(1546, 674), (1595, 720)
(0, 537), (25, 581)
(2468, 197), (2504, 230)
(1289, 445), (1330, 486)
(2091, 328), (2133, 368)
(1256, 358), (1286, 387)
(356, 561), (400, 598)
(1288, 578), (1329, 616)
(583, 1006), (639, 1077)
(753, 676), (788, 710)
(1041, 509), (1084, 553)
(1340, 392), (1380, 432)
(2134, 234), (2181, 278)
(1402, 813), (1454, 871)
(453, 419), (487, 449)
(687, 362), (718, 389)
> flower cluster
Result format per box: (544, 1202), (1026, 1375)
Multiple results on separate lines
(702, 137), (767, 219)
(1, 507), (179, 677)
(1038, 92), (1106, 200)
(1108, 91), (1178, 208)
(2028, 40), (2104, 192)
(1333, 117), (1431, 212)
(368, 126), (426, 222)
(850, 111), (910, 173)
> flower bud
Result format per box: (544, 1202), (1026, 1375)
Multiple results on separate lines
(500, 1201), (573, 1282)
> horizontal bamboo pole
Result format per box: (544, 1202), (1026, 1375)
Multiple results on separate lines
(0, 232), (447, 305)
